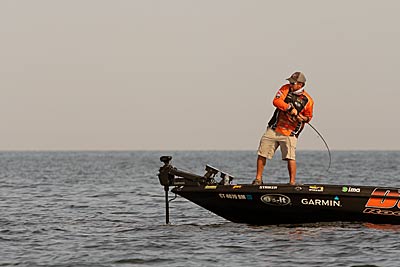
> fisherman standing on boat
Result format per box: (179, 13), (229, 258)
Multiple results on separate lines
(253, 72), (314, 185)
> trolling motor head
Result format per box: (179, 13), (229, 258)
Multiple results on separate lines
(158, 156), (174, 187)
(160, 156), (172, 166)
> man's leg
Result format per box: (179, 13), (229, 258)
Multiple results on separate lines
(256, 155), (266, 180)
(255, 128), (278, 184)
(280, 134), (297, 185)
(287, 159), (296, 185)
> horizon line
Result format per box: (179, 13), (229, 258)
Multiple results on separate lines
(0, 149), (399, 152)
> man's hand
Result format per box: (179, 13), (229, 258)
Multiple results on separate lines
(296, 114), (309, 123)
(290, 108), (298, 116)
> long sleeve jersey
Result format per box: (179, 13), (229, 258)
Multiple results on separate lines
(268, 84), (314, 137)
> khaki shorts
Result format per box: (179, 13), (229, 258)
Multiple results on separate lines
(257, 127), (297, 160)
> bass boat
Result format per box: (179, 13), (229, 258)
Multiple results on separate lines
(157, 156), (400, 225)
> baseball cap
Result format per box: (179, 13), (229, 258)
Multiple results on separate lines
(286, 72), (306, 83)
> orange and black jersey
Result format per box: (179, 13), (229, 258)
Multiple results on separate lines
(268, 84), (314, 137)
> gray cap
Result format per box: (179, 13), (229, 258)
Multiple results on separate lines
(286, 72), (306, 83)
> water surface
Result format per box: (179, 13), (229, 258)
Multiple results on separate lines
(1, 151), (400, 266)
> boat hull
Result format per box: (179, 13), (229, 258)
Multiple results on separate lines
(172, 184), (400, 225)
(158, 156), (400, 225)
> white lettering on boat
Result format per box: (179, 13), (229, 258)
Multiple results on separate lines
(301, 198), (341, 207)
(219, 193), (253, 200)
(259, 186), (278, 190)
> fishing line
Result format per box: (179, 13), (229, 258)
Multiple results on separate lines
(308, 123), (331, 172)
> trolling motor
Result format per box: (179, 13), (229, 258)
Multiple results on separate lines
(157, 156), (235, 224)
(159, 156), (173, 224)
(158, 156), (208, 224)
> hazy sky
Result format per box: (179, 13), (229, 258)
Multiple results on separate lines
(1, 0), (400, 151)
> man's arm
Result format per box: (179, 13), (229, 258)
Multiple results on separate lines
(272, 85), (298, 116)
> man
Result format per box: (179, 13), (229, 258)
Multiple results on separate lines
(253, 71), (314, 185)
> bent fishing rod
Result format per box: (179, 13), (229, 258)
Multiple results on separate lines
(307, 122), (331, 172)
(290, 112), (332, 172)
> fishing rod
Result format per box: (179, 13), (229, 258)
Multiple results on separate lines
(307, 122), (331, 172)
(290, 112), (332, 172)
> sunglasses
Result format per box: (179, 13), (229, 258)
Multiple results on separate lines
(290, 82), (303, 86)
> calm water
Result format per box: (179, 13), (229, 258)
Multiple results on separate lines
(1, 151), (400, 267)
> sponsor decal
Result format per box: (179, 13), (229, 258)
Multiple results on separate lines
(342, 186), (361, 193)
(232, 185), (242, 189)
(219, 193), (253, 200)
(205, 185), (217, 189)
(294, 186), (303, 191)
(363, 188), (400, 217)
(309, 185), (324, 192)
(261, 194), (291, 206)
(365, 188), (400, 209)
(363, 208), (400, 216)
(301, 198), (341, 207)
(259, 185), (278, 190)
